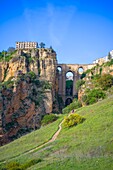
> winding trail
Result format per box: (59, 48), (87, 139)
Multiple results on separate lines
(0, 119), (64, 164)
(28, 119), (64, 153)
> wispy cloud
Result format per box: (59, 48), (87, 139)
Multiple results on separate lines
(21, 2), (76, 46)
(46, 4), (76, 47)
(23, 8), (34, 40)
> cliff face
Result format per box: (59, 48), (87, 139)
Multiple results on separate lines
(0, 48), (58, 145)
(0, 48), (57, 82)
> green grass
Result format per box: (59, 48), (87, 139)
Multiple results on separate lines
(0, 116), (63, 162)
(0, 97), (113, 169)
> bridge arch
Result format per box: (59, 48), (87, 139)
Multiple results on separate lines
(65, 71), (74, 96)
(57, 66), (62, 74)
(78, 66), (84, 74)
(65, 98), (72, 106)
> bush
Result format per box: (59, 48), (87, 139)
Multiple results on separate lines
(41, 80), (52, 90)
(63, 113), (85, 128)
(62, 99), (82, 114)
(97, 74), (113, 90)
(28, 71), (36, 80)
(82, 88), (106, 105)
(5, 161), (21, 170)
(21, 159), (42, 169)
(4, 159), (42, 170)
(81, 72), (86, 79)
(41, 114), (58, 126)
(2, 77), (14, 88)
(76, 79), (85, 90)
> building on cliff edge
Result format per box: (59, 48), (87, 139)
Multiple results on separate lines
(16, 42), (38, 49)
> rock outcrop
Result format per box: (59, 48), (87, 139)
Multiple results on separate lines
(0, 48), (59, 145)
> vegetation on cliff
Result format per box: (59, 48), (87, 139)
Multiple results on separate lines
(76, 59), (113, 105)
(0, 50), (17, 62)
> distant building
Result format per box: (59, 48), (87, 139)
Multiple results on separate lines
(93, 50), (113, 65)
(16, 42), (38, 49)
(110, 50), (113, 57)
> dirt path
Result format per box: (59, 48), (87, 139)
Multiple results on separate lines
(0, 120), (64, 164)
(28, 120), (64, 153)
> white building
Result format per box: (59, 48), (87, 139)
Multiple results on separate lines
(16, 42), (38, 49)
(93, 50), (113, 65)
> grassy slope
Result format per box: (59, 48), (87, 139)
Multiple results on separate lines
(0, 97), (113, 170)
(0, 116), (63, 162)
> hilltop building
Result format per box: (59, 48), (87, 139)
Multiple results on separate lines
(16, 42), (38, 49)
(93, 50), (113, 65)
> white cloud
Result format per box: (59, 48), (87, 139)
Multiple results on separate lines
(46, 4), (77, 47)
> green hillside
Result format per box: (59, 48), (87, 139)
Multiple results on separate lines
(0, 96), (113, 170)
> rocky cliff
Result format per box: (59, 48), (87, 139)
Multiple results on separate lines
(0, 48), (58, 145)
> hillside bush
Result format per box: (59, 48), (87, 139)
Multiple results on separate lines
(21, 159), (42, 169)
(41, 114), (58, 126)
(3, 158), (42, 170)
(5, 161), (21, 170)
(97, 74), (113, 90)
(63, 113), (85, 128)
(62, 99), (82, 114)
(76, 79), (85, 90)
(82, 88), (106, 105)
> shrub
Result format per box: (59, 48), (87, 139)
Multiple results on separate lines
(81, 72), (86, 79)
(82, 88), (106, 105)
(4, 159), (42, 170)
(42, 80), (52, 90)
(62, 99), (82, 114)
(28, 71), (36, 80)
(2, 77), (14, 88)
(76, 79), (85, 90)
(5, 161), (21, 170)
(41, 114), (58, 126)
(63, 113), (85, 128)
(21, 159), (42, 169)
(99, 67), (102, 75)
(82, 95), (87, 102)
(28, 57), (33, 63)
(87, 97), (97, 105)
(97, 74), (113, 90)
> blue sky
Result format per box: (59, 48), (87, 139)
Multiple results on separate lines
(0, 0), (113, 64)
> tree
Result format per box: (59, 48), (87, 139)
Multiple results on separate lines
(7, 47), (15, 53)
(50, 46), (53, 49)
(108, 52), (112, 60)
(39, 42), (45, 48)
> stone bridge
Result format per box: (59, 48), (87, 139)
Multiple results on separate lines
(57, 63), (96, 105)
